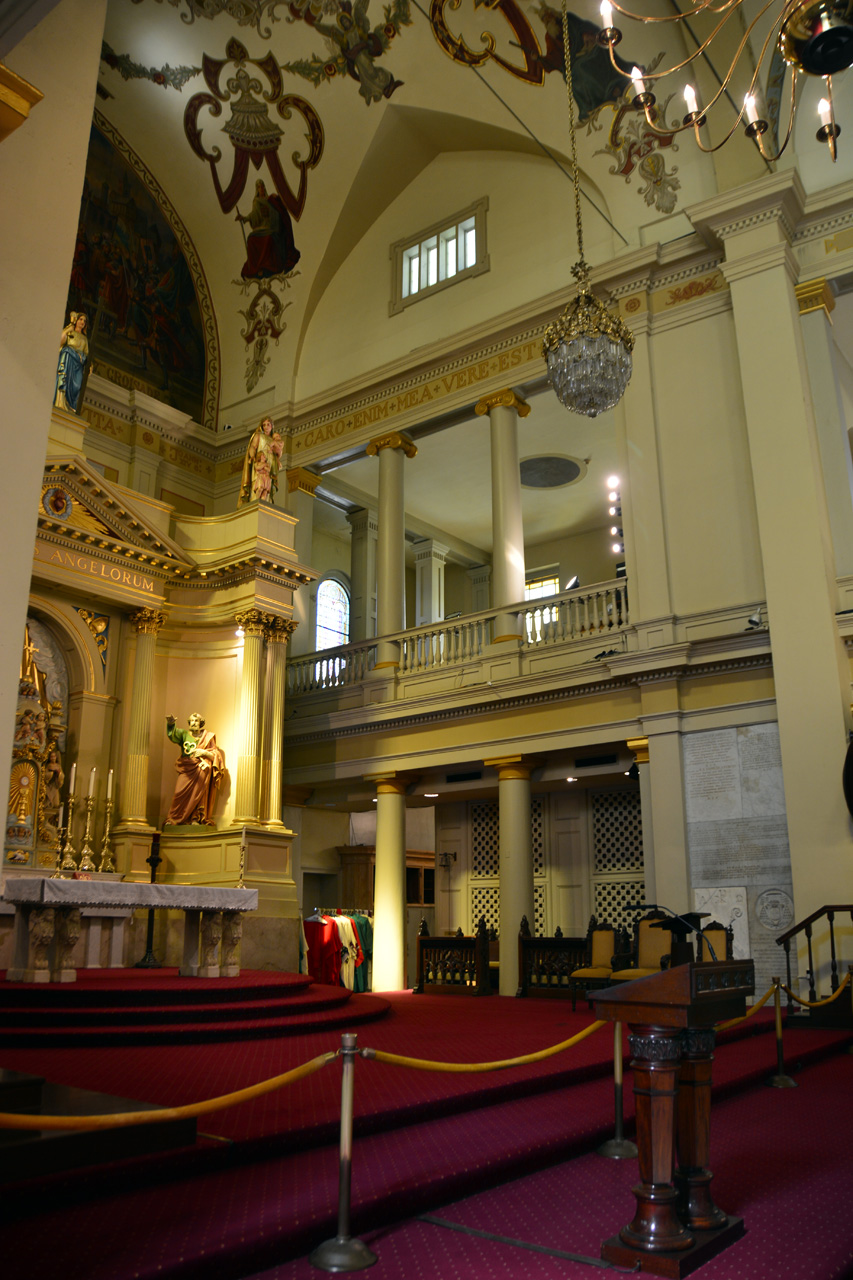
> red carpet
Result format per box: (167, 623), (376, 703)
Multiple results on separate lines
(0, 969), (391, 1046)
(0, 994), (849, 1280)
(255, 1052), (853, 1280)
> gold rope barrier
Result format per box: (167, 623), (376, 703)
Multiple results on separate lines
(715, 983), (775, 1031)
(0, 1050), (337, 1132)
(363, 1018), (607, 1072)
(778, 968), (851, 1009)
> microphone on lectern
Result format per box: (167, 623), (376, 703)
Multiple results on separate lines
(624, 902), (718, 961)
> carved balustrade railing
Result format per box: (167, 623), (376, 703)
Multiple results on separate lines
(286, 578), (630, 695)
(413, 917), (491, 996)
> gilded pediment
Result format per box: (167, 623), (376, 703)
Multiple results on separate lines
(38, 459), (192, 573)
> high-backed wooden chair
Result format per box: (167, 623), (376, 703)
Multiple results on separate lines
(568, 918), (618, 1010)
(610, 909), (670, 982)
(696, 920), (734, 962)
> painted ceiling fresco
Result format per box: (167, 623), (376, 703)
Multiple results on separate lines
(84, 0), (684, 416)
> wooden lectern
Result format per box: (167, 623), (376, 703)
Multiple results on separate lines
(593, 959), (755, 1277)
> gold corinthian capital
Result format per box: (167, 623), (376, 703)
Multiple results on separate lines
(129, 608), (166, 635)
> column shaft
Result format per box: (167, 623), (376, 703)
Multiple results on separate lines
(371, 778), (407, 990)
(347, 507), (378, 643)
(120, 610), (164, 825)
(476, 391), (529, 640)
(286, 468), (320, 657)
(487, 757), (535, 997)
(366, 432), (417, 667)
(263, 620), (295, 826)
(233, 611), (266, 824)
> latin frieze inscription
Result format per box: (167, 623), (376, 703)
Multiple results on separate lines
(34, 541), (156, 595)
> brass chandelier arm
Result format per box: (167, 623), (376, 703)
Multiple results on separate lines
(604, 0), (743, 25)
(751, 68), (800, 160)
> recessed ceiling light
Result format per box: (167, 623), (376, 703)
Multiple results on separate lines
(424, 793), (439, 798)
(566, 776), (577, 782)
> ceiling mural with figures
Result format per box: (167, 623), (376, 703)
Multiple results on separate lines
(81, 0), (732, 419)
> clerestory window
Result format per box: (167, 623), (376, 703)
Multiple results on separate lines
(390, 198), (489, 315)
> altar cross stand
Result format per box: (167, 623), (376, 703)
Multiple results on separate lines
(594, 942), (755, 1277)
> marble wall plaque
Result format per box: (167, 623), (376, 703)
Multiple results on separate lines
(683, 725), (794, 997)
(693, 885), (750, 960)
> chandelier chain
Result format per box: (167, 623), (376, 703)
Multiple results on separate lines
(561, 0), (589, 286)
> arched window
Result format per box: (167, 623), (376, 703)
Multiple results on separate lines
(315, 577), (350, 651)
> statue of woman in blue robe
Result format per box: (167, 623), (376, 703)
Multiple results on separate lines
(54, 312), (89, 413)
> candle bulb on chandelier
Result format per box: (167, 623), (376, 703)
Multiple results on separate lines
(744, 94), (759, 125)
(684, 84), (698, 116)
(600, 0), (613, 28)
(818, 97), (833, 128)
(631, 66), (646, 97)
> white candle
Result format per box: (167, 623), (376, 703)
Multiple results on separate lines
(744, 94), (759, 125)
(818, 98), (832, 128)
(631, 66), (645, 97)
(58, 803), (64, 830)
(88, 765), (96, 797)
(69, 762), (76, 795)
(600, 0), (613, 28)
(107, 769), (113, 800)
(684, 84), (698, 116)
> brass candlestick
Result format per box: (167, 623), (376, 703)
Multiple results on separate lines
(237, 829), (247, 890)
(51, 824), (67, 878)
(99, 797), (116, 873)
(59, 794), (78, 873)
(78, 794), (97, 872)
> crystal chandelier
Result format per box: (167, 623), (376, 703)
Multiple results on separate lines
(598, 0), (853, 164)
(543, 0), (635, 418)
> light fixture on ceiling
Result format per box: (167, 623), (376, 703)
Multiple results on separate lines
(542, 0), (634, 419)
(598, 0), (853, 163)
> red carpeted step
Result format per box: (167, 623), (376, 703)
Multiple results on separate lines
(0, 969), (314, 1007)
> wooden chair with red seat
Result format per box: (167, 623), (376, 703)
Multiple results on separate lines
(609, 908), (671, 983)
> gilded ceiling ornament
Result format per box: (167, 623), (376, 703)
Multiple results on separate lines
(591, 81), (680, 216)
(281, 0), (410, 106)
(184, 38), (324, 224)
(130, 0), (292, 39)
(74, 608), (110, 669)
(100, 42), (200, 91)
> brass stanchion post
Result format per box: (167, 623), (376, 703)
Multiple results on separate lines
(309, 1033), (377, 1272)
(597, 1020), (638, 1158)
(767, 979), (797, 1088)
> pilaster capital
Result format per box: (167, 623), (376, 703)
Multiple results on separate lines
(365, 772), (410, 796)
(795, 277), (835, 318)
(484, 754), (542, 781)
(366, 431), (417, 459)
(474, 389), (531, 418)
(129, 608), (166, 636)
(286, 467), (321, 497)
(235, 608), (269, 639)
(627, 736), (650, 764)
(265, 616), (298, 644)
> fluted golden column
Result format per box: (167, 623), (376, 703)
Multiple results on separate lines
(233, 609), (267, 824)
(263, 617), (297, 827)
(119, 609), (165, 825)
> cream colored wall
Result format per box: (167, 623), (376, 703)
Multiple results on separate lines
(526, 526), (617, 592)
(296, 150), (618, 401)
(0, 0), (108, 796)
(651, 306), (765, 615)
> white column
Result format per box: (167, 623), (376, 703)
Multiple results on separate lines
(366, 431), (417, 668)
(347, 507), (378, 643)
(262, 618), (296, 827)
(796, 279), (853, 579)
(118, 609), (165, 826)
(486, 755), (535, 997)
(371, 775), (408, 990)
(232, 609), (266, 824)
(285, 468), (320, 656)
(695, 173), (853, 918)
(414, 539), (449, 625)
(475, 390), (529, 641)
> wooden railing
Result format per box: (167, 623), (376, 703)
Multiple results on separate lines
(516, 918), (589, 997)
(775, 903), (853, 1012)
(413, 917), (491, 996)
(287, 578), (630, 695)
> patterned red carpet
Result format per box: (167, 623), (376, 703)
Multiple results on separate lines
(0, 992), (849, 1280)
